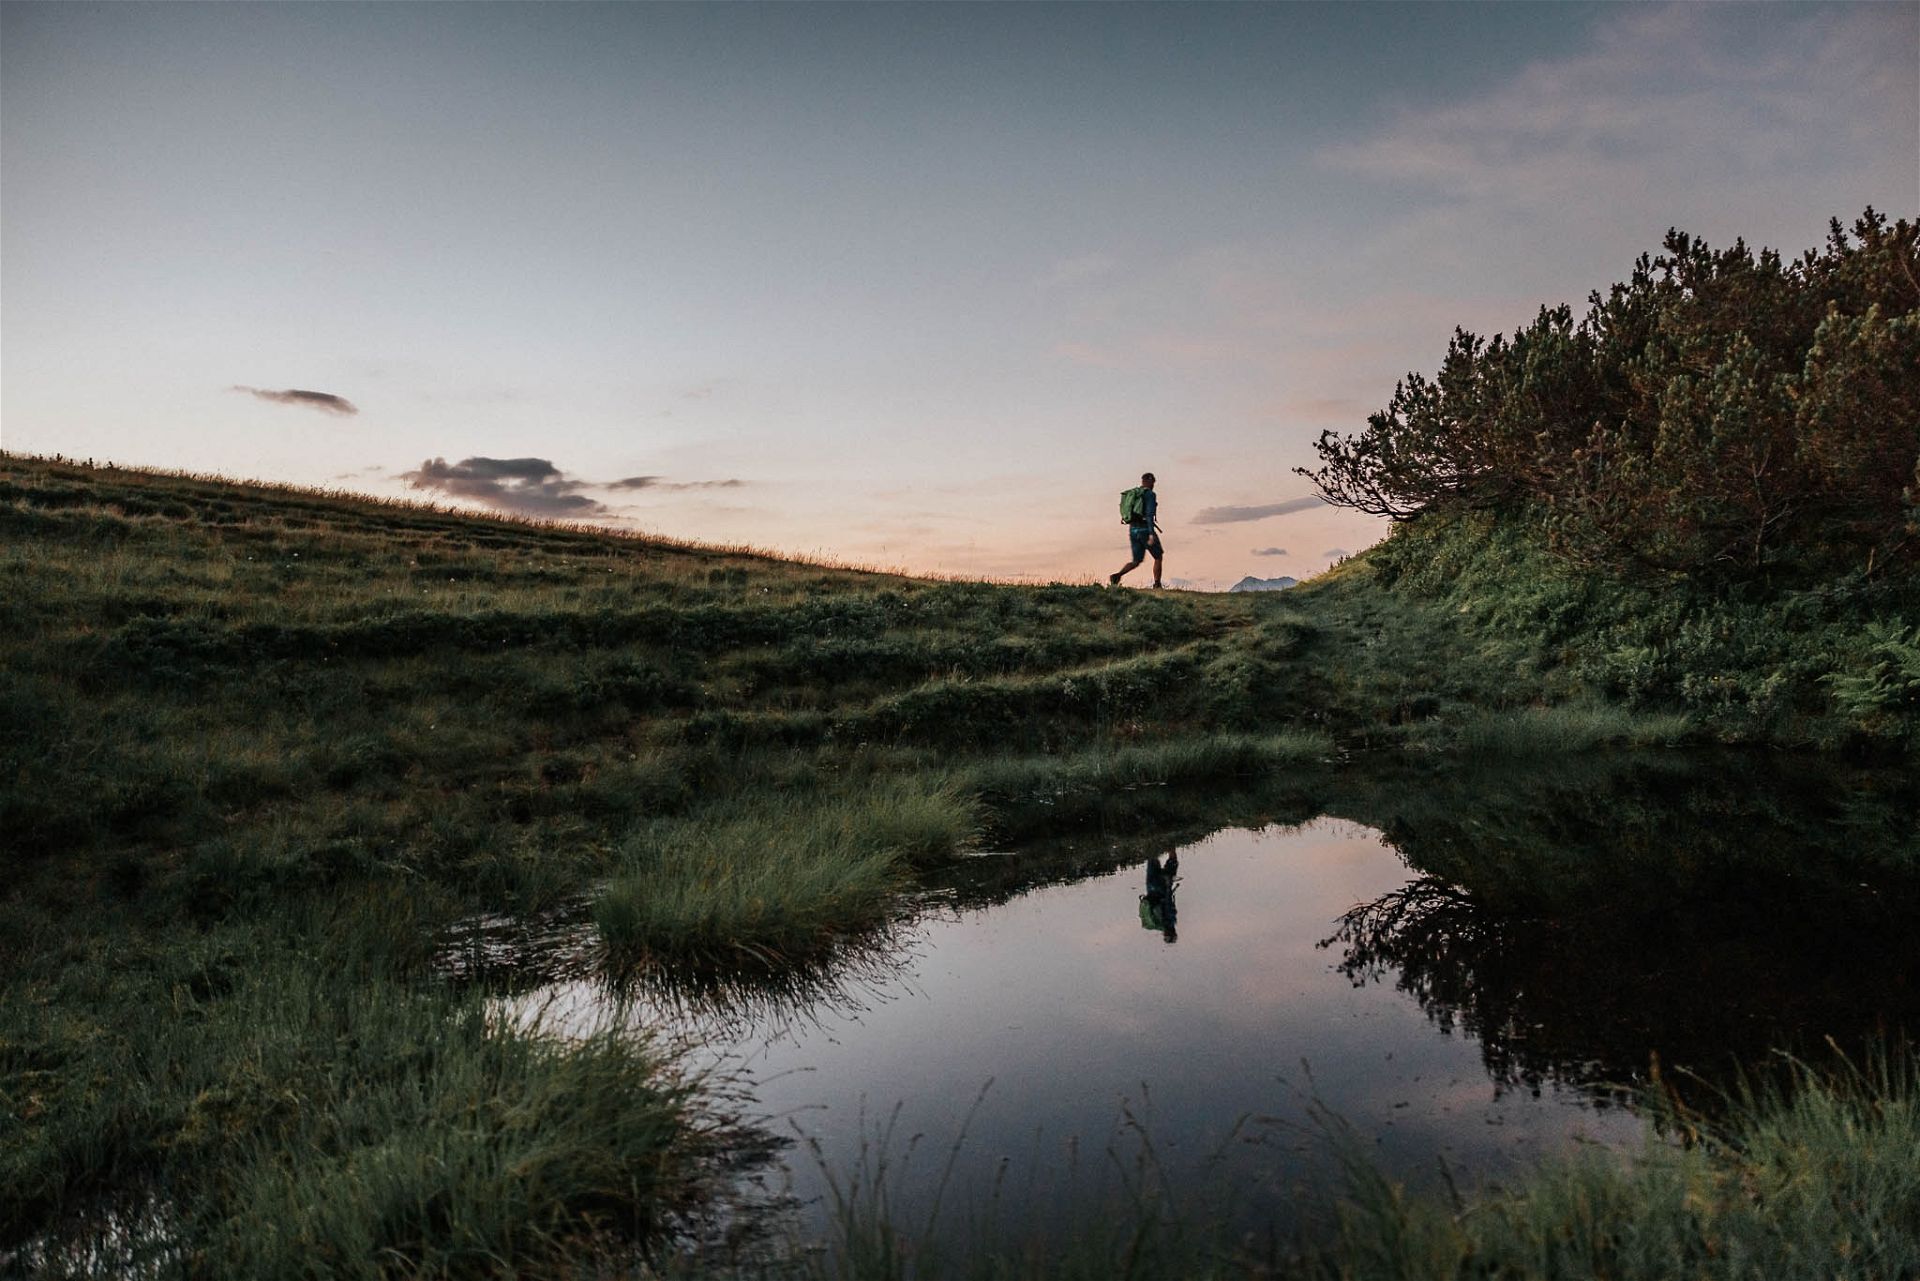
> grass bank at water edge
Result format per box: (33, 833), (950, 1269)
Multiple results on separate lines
(726, 1049), (1920, 1281)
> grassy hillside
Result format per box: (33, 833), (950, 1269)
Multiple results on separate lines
(0, 453), (1339, 1271)
(3, 453), (1738, 951)
(4, 452), (1909, 1275)
(1341, 507), (1920, 751)
(1, 454), (1346, 930)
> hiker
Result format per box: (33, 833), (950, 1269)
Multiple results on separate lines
(1138, 851), (1180, 943)
(1110, 472), (1163, 588)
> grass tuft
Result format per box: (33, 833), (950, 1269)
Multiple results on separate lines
(1451, 703), (1695, 755)
(3, 931), (712, 1280)
(595, 781), (979, 970)
(1315, 1047), (1920, 1281)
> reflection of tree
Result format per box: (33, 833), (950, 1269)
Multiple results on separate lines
(1322, 877), (1588, 1098)
(1319, 756), (1920, 1101)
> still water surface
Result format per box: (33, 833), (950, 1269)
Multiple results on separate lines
(499, 755), (1920, 1240)
(521, 818), (1642, 1233)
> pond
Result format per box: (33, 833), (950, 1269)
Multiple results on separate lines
(501, 753), (1920, 1245)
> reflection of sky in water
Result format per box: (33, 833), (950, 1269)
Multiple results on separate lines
(513, 819), (1643, 1234)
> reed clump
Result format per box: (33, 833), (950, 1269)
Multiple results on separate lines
(725, 1048), (1920, 1281)
(595, 781), (980, 970)
(1315, 1049), (1920, 1281)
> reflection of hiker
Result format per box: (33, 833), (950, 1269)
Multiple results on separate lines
(1110, 472), (1164, 589)
(1138, 851), (1180, 943)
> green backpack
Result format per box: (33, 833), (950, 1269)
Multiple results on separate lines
(1119, 486), (1148, 525)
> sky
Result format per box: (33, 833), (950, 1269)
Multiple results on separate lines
(3, 2), (1915, 589)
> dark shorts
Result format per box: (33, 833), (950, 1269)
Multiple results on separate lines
(1129, 525), (1164, 560)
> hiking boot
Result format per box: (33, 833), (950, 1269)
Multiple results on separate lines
(1108, 572), (1123, 586)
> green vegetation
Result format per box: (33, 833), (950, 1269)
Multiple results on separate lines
(1315, 1051), (1917, 1281)
(6, 197), (1917, 1281)
(1300, 508), (1920, 748)
(1, 453), (1355, 1274)
(1302, 209), (1918, 581)
(1290, 209), (1920, 752)
(4, 908), (715, 1279)
(1297, 211), (1920, 752)
(596, 778), (978, 971)
(682, 1048), (1920, 1281)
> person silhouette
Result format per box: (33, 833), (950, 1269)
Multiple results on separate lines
(1138, 851), (1180, 943)
(1110, 472), (1164, 588)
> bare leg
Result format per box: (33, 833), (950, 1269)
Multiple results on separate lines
(1110, 557), (1142, 585)
(1150, 552), (1163, 587)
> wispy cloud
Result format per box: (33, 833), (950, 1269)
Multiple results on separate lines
(608, 476), (746, 492)
(1319, 4), (1913, 217)
(1323, 548), (1350, 560)
(400, 457), (605, 518)
(1192, 496), (1327, 525)
(1251, 547), (1288, 557)
(232, 386), (358, 416)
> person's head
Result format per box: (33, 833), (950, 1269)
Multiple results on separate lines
(1142, 472), (1156, 489)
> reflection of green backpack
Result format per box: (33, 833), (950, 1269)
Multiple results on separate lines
(1120, 486), (1148, 525)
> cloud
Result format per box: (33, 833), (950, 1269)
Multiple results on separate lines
(400, 456), (606, 518)
(1318, 5), (1913, 221)
(607, 476), (746, 492)
(1251, 547), (1288, 557)
(1322, 548), (1350, 560)
(1191, 496), (1328, 525)
(232, 386), (358, 416)
(400, 459), (750, 516)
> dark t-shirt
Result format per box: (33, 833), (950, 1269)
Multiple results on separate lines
(1131, 488), (1157, 527)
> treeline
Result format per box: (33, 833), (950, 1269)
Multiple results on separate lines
(1301, 210), (1920, 581)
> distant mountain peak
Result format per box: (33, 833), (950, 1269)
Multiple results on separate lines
(1228, 574), (1297, 593)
